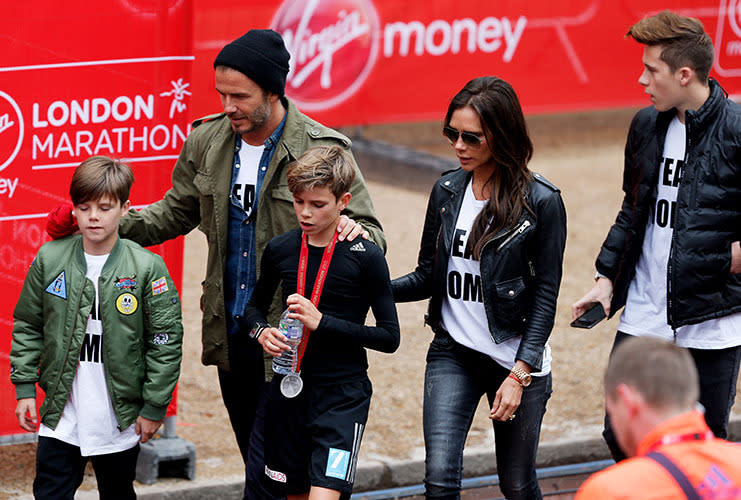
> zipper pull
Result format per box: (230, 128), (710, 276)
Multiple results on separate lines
(496, 220), (532, 251)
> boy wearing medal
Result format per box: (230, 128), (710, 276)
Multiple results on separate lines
(244, 145), (400, 499)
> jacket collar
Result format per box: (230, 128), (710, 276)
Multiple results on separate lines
(657, 79), (727, 139)
(274, 98), (305, 162)
(440, 168), (472, 195)
(257, 99), (299, 205)
(685, 79), (726, 133)
(72, 234), (122, 274)
(636, 410), (711, 457)
(205, 99), (291, 180)
(438, 168), (534, 247)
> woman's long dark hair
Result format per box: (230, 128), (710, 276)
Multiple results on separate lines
(445, 76), (533, 259)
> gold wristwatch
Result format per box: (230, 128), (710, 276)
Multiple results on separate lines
(510, 366), (532, 387)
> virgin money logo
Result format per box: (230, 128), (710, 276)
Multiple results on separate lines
(0, 90), (24, 172)
(272, 0), (380, 111)
(714, 0), (741, 76)
(728, 0), (741, 37)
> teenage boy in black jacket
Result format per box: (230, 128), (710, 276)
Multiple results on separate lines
(573, 10), (741, 461)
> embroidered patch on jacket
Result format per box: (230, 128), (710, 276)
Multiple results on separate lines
(45, 271), (67, 299)
(325, 448), (351, 480)
(116, 292), (138, 315)
(153, 333), (169, 345)
(151, 277), (169, 295)
(264, 465), (287, 483)
(349, 242), (366, 252)
(115, 275), (137, 290)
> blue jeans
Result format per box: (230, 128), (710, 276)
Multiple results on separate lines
(423, 331), (552, 500)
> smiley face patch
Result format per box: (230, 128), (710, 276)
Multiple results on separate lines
(116, 293), (138, 315)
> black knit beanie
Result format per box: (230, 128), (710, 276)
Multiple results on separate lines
(214, 29), (291, 96)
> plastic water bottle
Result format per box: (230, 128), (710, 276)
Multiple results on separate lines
(272, 308), (304, 375)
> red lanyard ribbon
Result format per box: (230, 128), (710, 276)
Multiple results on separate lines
(294, 231), (338, 371)
(645, 430), (714, 454)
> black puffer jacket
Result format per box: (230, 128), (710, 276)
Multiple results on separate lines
(596, 80), (741, 328)
(392, 168), (567, 371)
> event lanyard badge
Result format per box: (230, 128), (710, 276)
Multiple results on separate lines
(280, 231), (338, 398)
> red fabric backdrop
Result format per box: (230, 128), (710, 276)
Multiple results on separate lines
(2, 0), (741, 439)
(0, 0), (192, 437)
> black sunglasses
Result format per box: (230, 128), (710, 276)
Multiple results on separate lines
(443, 126), (485, 147)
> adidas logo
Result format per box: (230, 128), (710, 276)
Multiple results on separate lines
(349, 242), (366, 252)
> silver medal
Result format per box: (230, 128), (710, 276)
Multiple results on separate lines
(280, 372), (304, 398)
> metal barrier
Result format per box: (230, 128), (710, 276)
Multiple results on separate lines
(350, 459), (615, 499)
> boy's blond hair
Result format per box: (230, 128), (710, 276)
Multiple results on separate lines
(627, 10), (714, 84)
(70, 156), (134, 206)
(286, 145), (355, 199)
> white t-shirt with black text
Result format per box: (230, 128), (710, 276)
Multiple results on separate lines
(618, 116), (741, 348)
(440, 180), (552, 375)
(39, 252), (139, 456)
(232, 140), (265, 217)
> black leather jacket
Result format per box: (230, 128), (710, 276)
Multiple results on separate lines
(392, 168), (567, 371)
(596, 80), (741, 328)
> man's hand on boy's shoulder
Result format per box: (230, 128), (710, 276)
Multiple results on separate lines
(46, 203), (79, 239)
(336, 215), (369, 242)
(136, 416), (163, 443)
(15, 398), (37, 432)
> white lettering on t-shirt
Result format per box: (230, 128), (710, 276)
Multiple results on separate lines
(233, 140), (265, 217)
(619, 116), (741, 348)
(440, 180), (551, 374)
(39, 252), (139, 456)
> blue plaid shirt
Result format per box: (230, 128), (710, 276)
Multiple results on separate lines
(224, 115), (286, 336)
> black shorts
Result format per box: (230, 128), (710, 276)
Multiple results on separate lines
(262, 374), (372, 496)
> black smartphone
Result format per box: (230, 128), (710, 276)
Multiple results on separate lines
(570, 302), (606, 329)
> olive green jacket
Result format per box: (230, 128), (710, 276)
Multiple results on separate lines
(120, 99), (385, 370)
(10, 236), (183, 430)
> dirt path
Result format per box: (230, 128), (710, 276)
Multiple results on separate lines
(1, 110), (739, 497)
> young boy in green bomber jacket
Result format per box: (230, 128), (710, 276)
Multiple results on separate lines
(10, 156), (183, 500)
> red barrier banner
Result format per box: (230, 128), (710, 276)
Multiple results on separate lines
(4, 0), (741, 441)
(191, 0), (741, 126)
(0, 1), (192, 439)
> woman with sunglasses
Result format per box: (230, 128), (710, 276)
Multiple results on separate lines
(392, 76), (567, 500)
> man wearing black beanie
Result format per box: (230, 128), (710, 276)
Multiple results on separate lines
(107, 29), (383, 499)
(213, 29), (290, 98)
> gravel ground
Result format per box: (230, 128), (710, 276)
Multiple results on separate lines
(1, 109), (739, 498)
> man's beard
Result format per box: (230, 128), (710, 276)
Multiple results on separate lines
(239, 97), (271, 135)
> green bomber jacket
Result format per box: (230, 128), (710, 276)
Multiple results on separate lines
(10, 235), (183, 430)
(119, 98), (385, 371)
